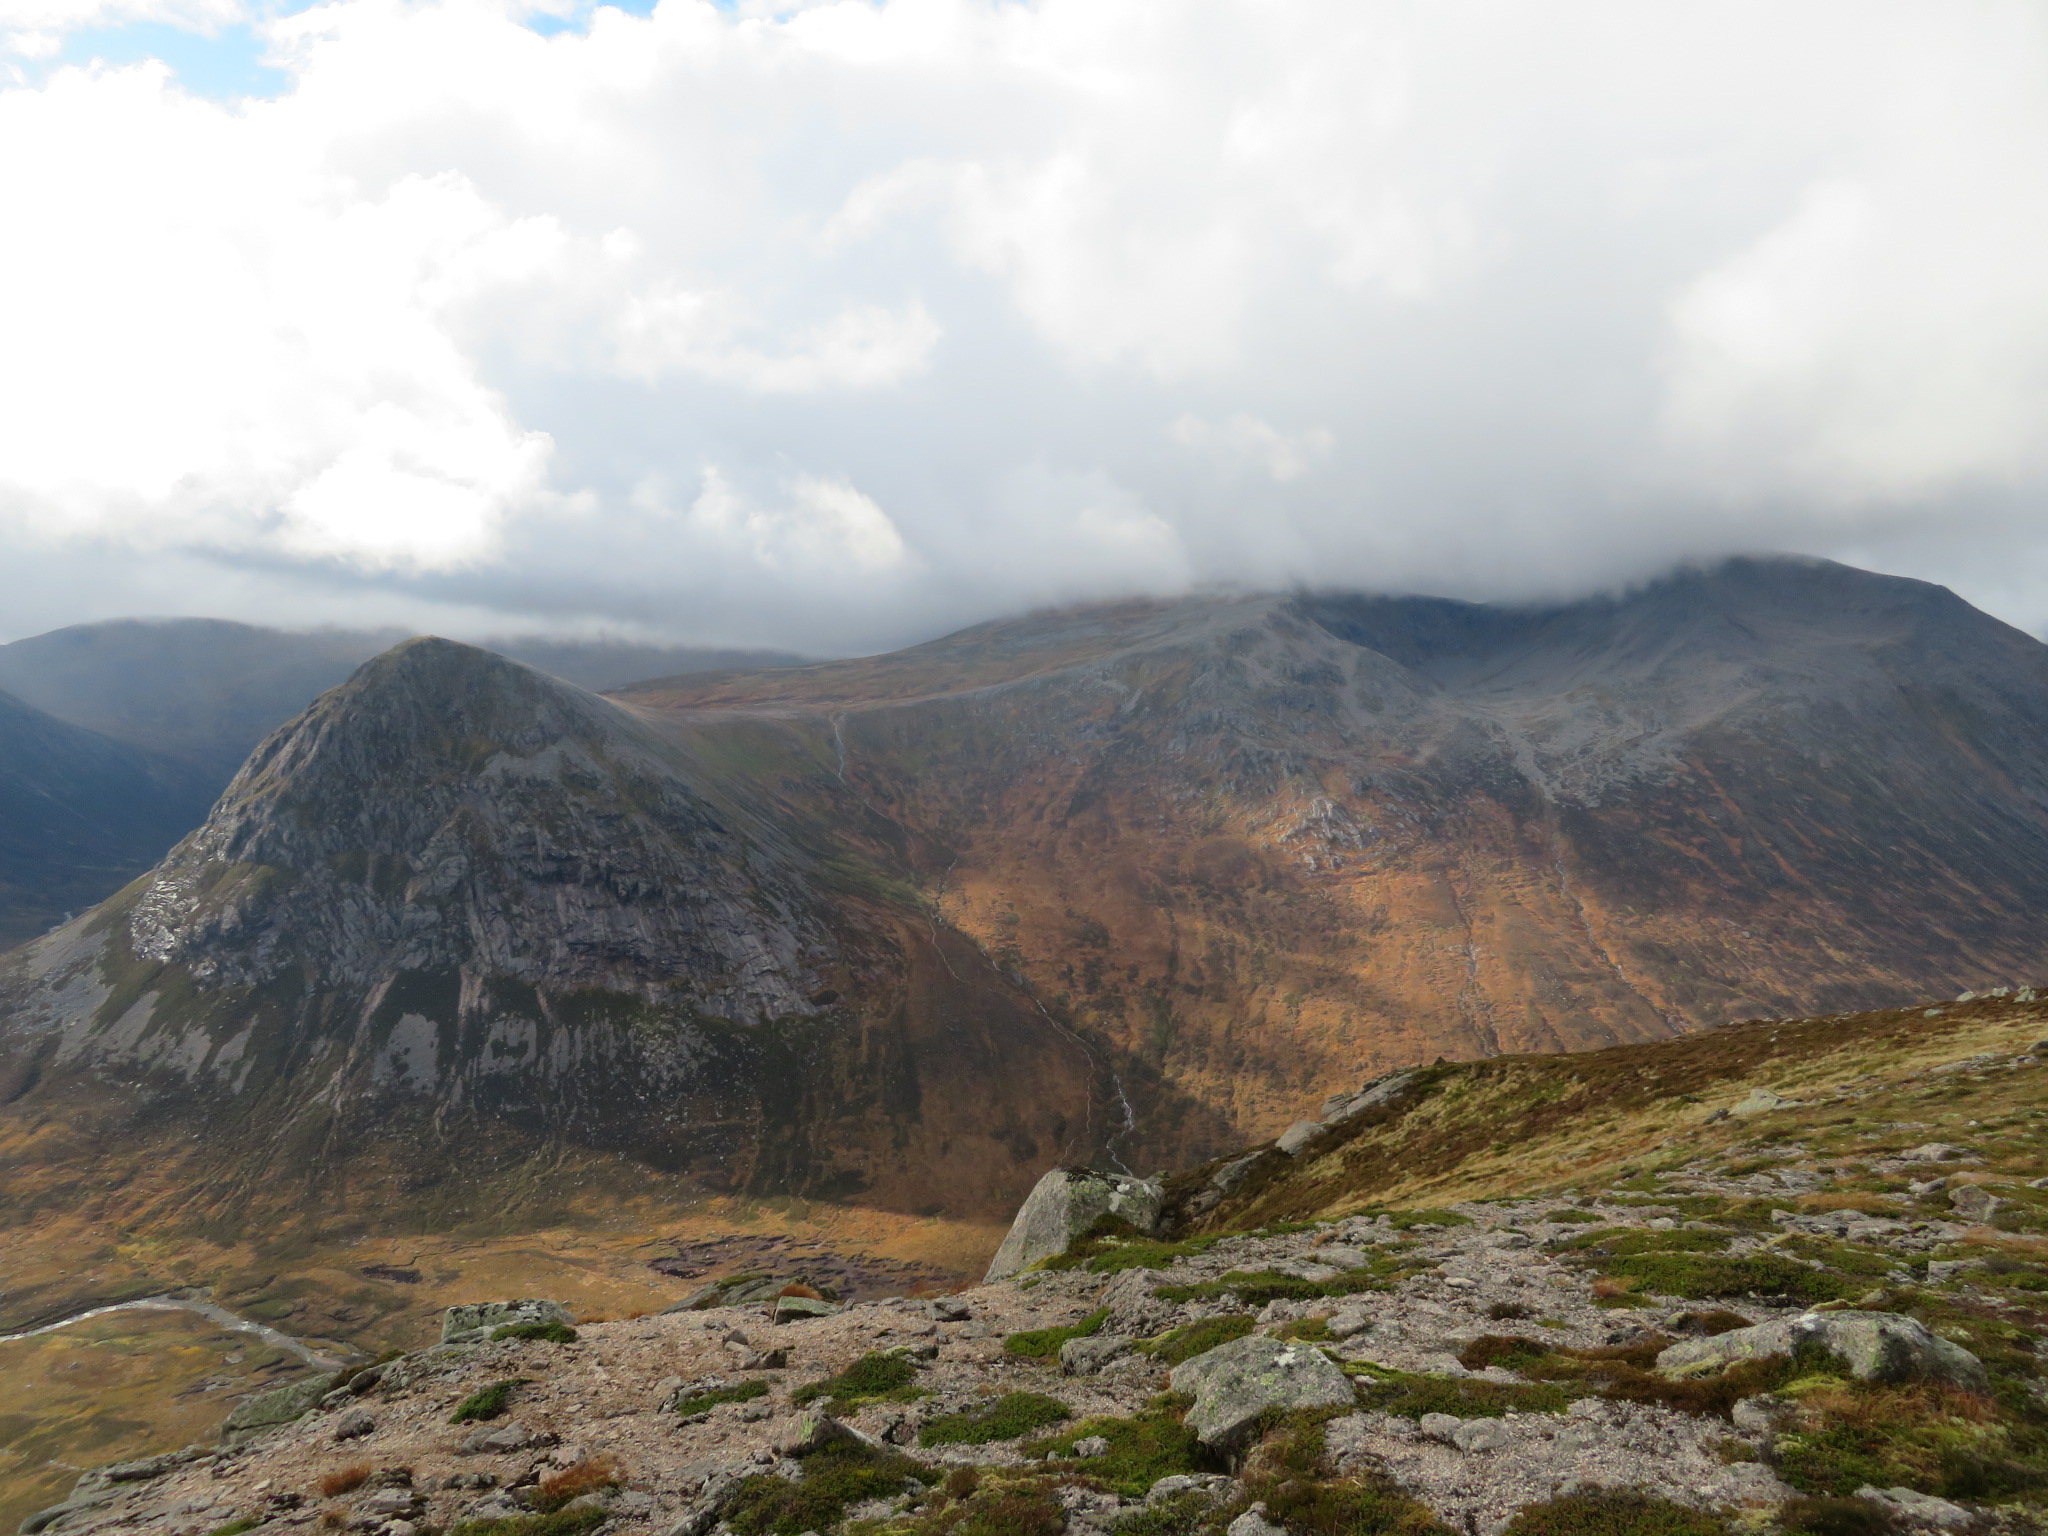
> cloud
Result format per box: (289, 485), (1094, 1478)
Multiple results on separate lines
(3, 0), (2048, 649)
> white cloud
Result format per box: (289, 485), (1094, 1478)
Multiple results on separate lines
(3, 0), (2048, 646)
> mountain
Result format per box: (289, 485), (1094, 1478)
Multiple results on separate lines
(0, 618), (800, 782)
(6, 555), (2048, 1237)
(0, 690), (215, 951)
(0, 641), (1121, 1235)
(616, 557), (2048, 1160)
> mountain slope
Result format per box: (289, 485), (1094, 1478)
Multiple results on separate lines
(0, 641), (1120, 1234)
(618, 557), (2048, 1161)
(0, 690), (215, 950)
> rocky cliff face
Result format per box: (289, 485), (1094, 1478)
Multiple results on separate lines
(0, 641), (1115, 1229)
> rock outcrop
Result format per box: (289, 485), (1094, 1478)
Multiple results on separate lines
(983, 1167), (1164, 1281)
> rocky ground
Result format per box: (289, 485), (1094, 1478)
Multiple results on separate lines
(22, 1166), (2044, 1536)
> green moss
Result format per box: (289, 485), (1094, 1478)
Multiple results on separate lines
(1109, 1490), (1222, 1536)
(446, 1510), (609, 1536)
(1600, 1251), (1850, 1304)
(1022, 1400), (1207, 1497)
(1141, 1314), (1255, 1366)
(918, 1392), (1071, 1446)
(451, 1377), (528, 1423)
(1003, 1308), (1109, 1360)
(723, 1442), (929, 1536)
(1498, 1489), (1731, 1535)
(1348, 1365), (1570, 1418)
(791, 1351), (923, 1410)
(202, 1521), (262, 1536)
(1033, 1217), (1224, 1275)
(1277, 1316), (1335, 1342)
(673, 1378), (771, 1416)
(1770, 1378), (2048, 1502)
(1771, 1496), (1899, 1536)
(1240, 1412), (1453, 1535)
(492, 1321), (578, 1344)
(1155, 1260), (1404, 1307)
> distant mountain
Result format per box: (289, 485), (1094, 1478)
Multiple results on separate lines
(0, 690), (215, 951)
(0, 641), (1120, 1230)
(5, 556), (2047, 1234)
(618, 557), (2048, 1160)
(0, 618), (800, 781)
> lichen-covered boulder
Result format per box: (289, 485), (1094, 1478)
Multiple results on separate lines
(1169, 1333), (1356, 1450)
(440, 1299), (574, 1344)
(984, 1167), (1163, 1282)
(220, 1372), (341, 1444)
(1657, 1311), (1988, 1393)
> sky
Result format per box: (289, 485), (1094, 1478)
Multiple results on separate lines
(3, 0), (2048, 654)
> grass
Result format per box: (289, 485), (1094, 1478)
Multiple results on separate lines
(918, 1392), (1071, 1446)
(1139, 1313), (1254, 1365)
(1237, 1412), (1452, 1535)
(1347, 1364), (1568, 1419)
(722, 1441), (929, 1536)
(791, 1350), (923, 1410)
(1497, 1490), (1731, 1535)
(1771, 1377), (2045, 1501)
(673, 1378), (772, 1416)
(317, 1464), (371, 1498)
(451, 1378), (528, 1423)
(1154, 1262), (1404, 1307)
(1021, 1399), (1208, 1497)
(1003, 1307), (1109, 1360)
(492, 1321), (579, 1343)
(202, 1521), (263, 1536)
(532, 1457), (618, 1514)
(446, 1509), (610, 1536)
(1031, 1217), (1225, 1276)
(1451, 1331), (1807, 1419)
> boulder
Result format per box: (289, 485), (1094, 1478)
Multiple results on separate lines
(984, 1167), (1164, 1282)
(18, 1493), (115, 1534)
(773, 1295), (843, 1324)
(1948, 1185), (2006, 1225)
(1856, 1486), (1974, 1530)
(1169, 1334), (1357, 1451)
(440, 1299), (574, 1344)
(1275, 1121), (1326, 1156)
(1145, 1474), (1234, 1506)
(775, 1411), (871, 1457)
(333, 1410), (375, 1441)
(1730, 1088), (1801, 1117)
(1059, 1334), (1133, 1375)
(1226, 1507), (1287, 1536)
(1318, 1070), (1423, 1127)
(1072, 1436), (1111, 1458)
(461, 1422), (537, 1455)
(1657, 1311), (1988, 1393)
(220, 1371), (341, 1444)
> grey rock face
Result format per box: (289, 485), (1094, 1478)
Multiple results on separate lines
(1658, 1311), (1988, 1393)
(1226, 1506), (1287, 1536)
(1856, 1485), (1974, 1529)
(1059, 1334), (1133, 1375)
(441, 1299), (574, 1344)
(983, 1167), (1163, 1282)
(776, 1411), (869, 1457)
(1317, 1070), (1423, 1127)
(1948, 1185), (2005, 1224)
(220, 1371), (339, 1443)
(1275, 1120), (1325, 1156)
(1169, 1334), (1356, 1450)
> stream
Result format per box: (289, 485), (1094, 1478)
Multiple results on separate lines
(0, 1294), (350, 1371)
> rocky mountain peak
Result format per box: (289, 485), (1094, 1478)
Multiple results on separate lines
(123, 636), (829, 1014)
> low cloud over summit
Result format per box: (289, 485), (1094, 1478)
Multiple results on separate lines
(3, 0), (2047, 648)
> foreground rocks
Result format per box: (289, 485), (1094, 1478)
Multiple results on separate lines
(21, 1151), (2048, 1536)
(983, 1168), (1165, 1282)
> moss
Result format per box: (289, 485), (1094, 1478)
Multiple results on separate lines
(1348, 1365), (1571, 1418)
(446, 1510), (609, 1536)
(1771, 1496), (1900, 1536)
(791, 1351), (923, 1410)
(202, 1521), (263, 1536)
(1497, 1489), (1732, 1535)
(1004, 1308), (1109, 1360)
(1034, 1218), (1224, 1275)
(1142, 1314), (1256, 1366)
(451, 1378), (528, 1423)
(1022, 1400), (1207, 1497)
(492, 1321), (578, 1344)
(723, 1442), (930, 1536)
(1600, 1251), (1850, 1304)
(1108, 1490), (1222, 1536)
(1771, 1378), (2047, 1501)
(918, 1392), (1071, 1447)
(673, 1378), (771, 1416)
(1277, 1316), (1335, 1343)
(1155, 1261), (1405, 1307)
(1238, 1413), (1453, 1535)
